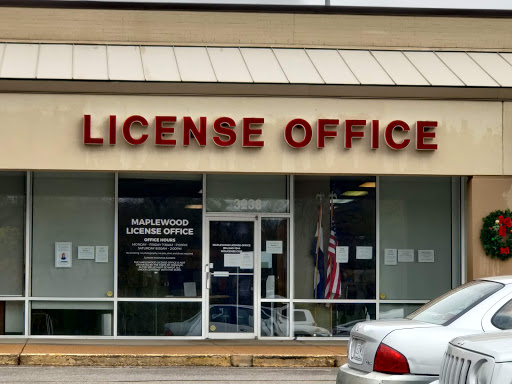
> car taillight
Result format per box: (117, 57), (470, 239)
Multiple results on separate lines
(374, 343), (410, 374)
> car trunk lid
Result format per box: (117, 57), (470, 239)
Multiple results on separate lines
(347, 319), (438, 373)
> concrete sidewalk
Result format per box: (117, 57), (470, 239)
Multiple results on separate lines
(0, 339), (347, 368)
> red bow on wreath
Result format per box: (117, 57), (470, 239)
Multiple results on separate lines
(499, 215), (512, 237)
(501, 247), (510, 255)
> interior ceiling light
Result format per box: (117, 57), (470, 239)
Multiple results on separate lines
(185, 204), (203, 209)
(359, 182), (376, 188)
(333, 199), (354, 204)
(342, 191), (368, 197)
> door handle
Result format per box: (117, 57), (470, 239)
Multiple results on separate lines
(206, 264), (211, 289)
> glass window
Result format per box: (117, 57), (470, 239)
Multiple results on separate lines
(492, 300), (512, 330)
(118, 175), (202, 298)
(31, 173), (114, 298)
(407, 281), (503, 325)
(261, 218), (288, 299)
(0, 172), (25, 296)
(118, 302), (201, 336)
(0, 301), (24, 335)
(293, 303), (376, 337)
(206, 174), (288, 213)
(379, 177), (455, 301)
(261, 302), (289, 337)
(31, 301), (113, 336)
(379, 303), (423, 320)
(294, 176), (376, 299)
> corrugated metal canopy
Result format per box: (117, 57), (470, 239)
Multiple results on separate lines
(1, 43), (512, 88)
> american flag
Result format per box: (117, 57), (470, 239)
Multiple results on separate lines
(324, 222), (341, 299)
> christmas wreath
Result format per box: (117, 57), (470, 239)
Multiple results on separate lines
(481, 209), (512, 261)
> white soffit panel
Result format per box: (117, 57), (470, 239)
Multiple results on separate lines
(107, 45), (145, 81)
(273, 49), (323, 83)
(207, 47), (252, 83)
(73, 45), (108, 80)
(140, 46), (180, 82)
(339, 50), (394, 85)
(37, 44), (72, 79)
(404, 51), (463, 86)
(306, 49), (359, 84)
(501, 53), (512, 68)
(174, 47), (217, 82)
(0, 44), (5, 73)
(372, 51), (429, 86)
(240, 48), (288, 83)
(468, 52), (512, 87)
(436, 52), (499, 87)
(1, 44), (39, 78)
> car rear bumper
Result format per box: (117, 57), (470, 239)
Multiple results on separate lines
(336, 364), (438, 384)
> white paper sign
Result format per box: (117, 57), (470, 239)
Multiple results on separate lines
(184, 282), (197, 297)
(224, 254), (241, 267)
(261, 252), (273, 268)
(240, 252), (254, 270)
(384, 249), (398, 265)
(418, 250), (435, 263)
(336, 246), (349, 263)
(356, 246), (373, 260)
(266, 275), (275, 298)
(78, 246), (95, 260)
(55, 242), (72, 268)
(266, 241), (283, 254)
(398, 249), (415, 263)
(95, 246), (109, 263)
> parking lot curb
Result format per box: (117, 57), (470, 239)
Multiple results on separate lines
(11, 342), (348, 367)
(253, 355), (346, 367)
(19, 353), (232, 367)
(0, 353), (19, 365)
(18, 352), (347, 367)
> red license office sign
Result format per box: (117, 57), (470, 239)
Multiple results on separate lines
(83, 114), (438, 150)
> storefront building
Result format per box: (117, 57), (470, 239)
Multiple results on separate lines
(0, 1), (511, 339)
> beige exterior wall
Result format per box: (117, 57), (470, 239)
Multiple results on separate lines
(0, 7), (511, 50)
(503, 102), (512, 175)
(0, 93), (502, 175)
(467, 177), (512, 280)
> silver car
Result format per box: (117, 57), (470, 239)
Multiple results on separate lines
(434, 331), (512, 384)
(337, 276), (512, 384)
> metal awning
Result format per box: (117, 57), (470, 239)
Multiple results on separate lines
(1, 43), (512, 87)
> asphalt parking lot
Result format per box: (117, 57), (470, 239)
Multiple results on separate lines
(0, 366), (338, 383)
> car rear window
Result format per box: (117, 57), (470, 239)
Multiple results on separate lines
(492, 299), (512, 330)
(294, 311), (307, 322)
(406, 280), (503, 325)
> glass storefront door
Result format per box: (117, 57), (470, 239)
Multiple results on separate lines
(207, 219), (256, 338)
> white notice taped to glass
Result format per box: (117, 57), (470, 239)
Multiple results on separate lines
(266, 275), (275, 298)
(261, 252), (272, 268)
(95, 246), (109, 263)
(266, 240), (283, 254)
(384, 249), (398, 265)
(398, 249), (414, 262)
(224, 254), (241, 268)
(184, 282), (197, 297)
(240, 252), (254, 269)
(55, 242), (72, 268)
(336, 246), (349, 263)
(78, 246), (95, 260)
(356, 246), (373, 260)
(418, 250), (435, 263)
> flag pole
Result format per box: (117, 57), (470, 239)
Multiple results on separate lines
(329, 194), (334, 334)
(313, 196), (322, 321)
